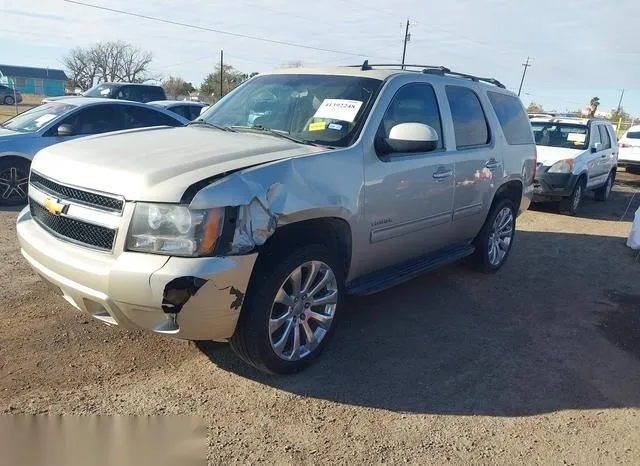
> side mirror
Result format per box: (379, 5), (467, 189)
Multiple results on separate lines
(377, 123), (439, 155)
(57, 124), (76, 137)
(591, 142), (602, 153)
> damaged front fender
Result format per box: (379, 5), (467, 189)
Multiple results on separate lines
(189, 150), (361, 254)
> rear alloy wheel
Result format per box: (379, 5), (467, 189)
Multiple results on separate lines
(594, 172), (614, 202)
(0, 160), (30, 206)
(3, 95), (15, 105)
(467, 198), (516, 273)
(560, 179), (584, 215)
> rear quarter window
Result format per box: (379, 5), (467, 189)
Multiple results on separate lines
(487, 92), (534, 145)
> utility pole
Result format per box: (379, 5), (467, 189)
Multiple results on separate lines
(220, 49), (224, 101)
(401, 19), (410, 70)
(616, 89), (625, 114)
(517, 56), (532, 97)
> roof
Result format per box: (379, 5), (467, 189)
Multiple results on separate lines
(148, 100), (207, 107)
(45, 97), (165, 106)
(0, 64), (68, 81)
(265, 63), (508, 91)
(530, 116), (615, 126)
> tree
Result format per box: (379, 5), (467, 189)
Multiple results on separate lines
(63, 41), (155, 91)
(527, 102), (544, 113)
(610, 107), (630, 124)
(588, 96), (600, 118)
(200, 64), (255, 100)
(162, 76), (195, 100)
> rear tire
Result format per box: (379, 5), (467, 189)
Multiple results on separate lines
(466, 198), (516, 273)
(3, 95), (15, 105)
(0, 157), (30, 206)
(594, 171), (614, 202)
(231, 243), (344, 374)
(559, 178), (585, 215)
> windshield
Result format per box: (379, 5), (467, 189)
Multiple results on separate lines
(199, 74), (382, 147)
(2, 102), (76, 133)
(531, 122), (589, 150)
(83, 83), (116, 98)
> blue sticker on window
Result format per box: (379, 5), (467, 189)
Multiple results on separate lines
(328, 123), (343, 131)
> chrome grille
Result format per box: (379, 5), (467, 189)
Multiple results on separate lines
(30, 201), (116, 251)
(30, 172), (124, 213)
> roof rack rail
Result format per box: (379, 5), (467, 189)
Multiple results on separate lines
(347, 61), (506, 89)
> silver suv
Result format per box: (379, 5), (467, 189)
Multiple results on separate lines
(16, 63), (536, 374)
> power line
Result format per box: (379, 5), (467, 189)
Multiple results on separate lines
(517, 56), (532, 97)
(62, 0), (376, 58)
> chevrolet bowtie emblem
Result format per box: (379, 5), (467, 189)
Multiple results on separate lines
(43, 197), (67, 216)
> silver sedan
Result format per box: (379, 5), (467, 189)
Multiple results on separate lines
(0, 97), (188, 205)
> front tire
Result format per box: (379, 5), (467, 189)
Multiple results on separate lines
(3, 95), (15, 105)
(594, 171), (614, 202)
(560, 178), (585, 215)
(0, 158), (30, 206)
(467, 198), (516, 273)
(231, 244), (344, 374)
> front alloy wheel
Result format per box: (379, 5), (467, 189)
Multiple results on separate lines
(0, 165), (29, 206)
(231, 244), (344, 374)
(269, 261), (338, 361)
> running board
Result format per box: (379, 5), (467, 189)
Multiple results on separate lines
(346, 244), (475, 296)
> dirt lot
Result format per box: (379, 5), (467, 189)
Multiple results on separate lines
(1, 173), (639, 465)
(0, 94), (39, 123)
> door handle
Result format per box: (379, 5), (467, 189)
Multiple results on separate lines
(485, 158), (501, 169)
(432, 168), (453, 180)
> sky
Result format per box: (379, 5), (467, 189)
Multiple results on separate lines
(1, 0), (639, 116)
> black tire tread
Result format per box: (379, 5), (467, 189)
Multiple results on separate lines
(230, 243), (343, 375)
(466, 198), (516, 274)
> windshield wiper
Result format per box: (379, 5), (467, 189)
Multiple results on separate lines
(230, 125), (321, 147)
(187, 120), (235, 132)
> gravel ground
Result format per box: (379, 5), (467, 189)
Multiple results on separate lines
(1, 172), (640, 465)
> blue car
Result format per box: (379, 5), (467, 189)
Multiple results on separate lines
(0, 97), (188, 205)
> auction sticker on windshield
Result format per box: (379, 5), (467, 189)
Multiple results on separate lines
(567, 133), (586, 143)
(34, 114), (57, 127)
(313, 99), (363, 122)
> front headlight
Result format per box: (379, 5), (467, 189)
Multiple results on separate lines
(547, 159), (575, 173)
(126, 203), (224, 257)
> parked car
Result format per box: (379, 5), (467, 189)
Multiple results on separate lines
(0, 84), (22, 105)
(0, 97), (188, 205)
(42, 83), (167, 104)
(16, 63), (536, 374)
(530, 117), (618, 214)
(148, 100), (208, 121)
(617, 125), (640, 174)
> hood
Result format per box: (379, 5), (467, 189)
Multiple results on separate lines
(536, 145), (584, 166)
(31, 126), (329, 202)
(0, 128), (27, 138)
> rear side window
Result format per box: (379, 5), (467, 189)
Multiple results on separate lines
(627, 131), (640, 139)
(598, 125), (611, 150)
(487, 92), (534, 145)
(120, 105), (183, 129)
(168, 105), (192, 120)
(446, 86), (490, 148)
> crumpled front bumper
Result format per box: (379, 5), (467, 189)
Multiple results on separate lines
(533, 166), (580, 201)
(16, 207), (257, 341)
